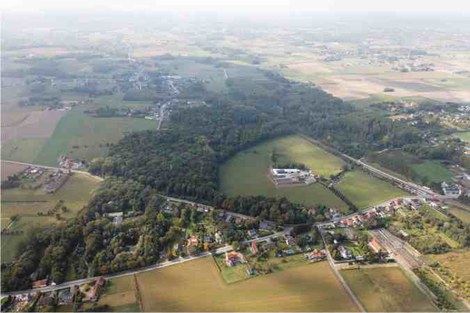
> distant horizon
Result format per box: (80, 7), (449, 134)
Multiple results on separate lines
(3, 0), (470, 14)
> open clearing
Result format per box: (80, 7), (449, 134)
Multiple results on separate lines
(33, 110), (155, 166)
(219, 135), (348, 210)
(135, 256), (358, 312)
(335, 170), (408, 208)
(411, 161), (454, 183)
(341, 267), (437, 312)
(1, 173), (101, 262)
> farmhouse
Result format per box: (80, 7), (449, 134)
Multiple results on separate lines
(225, 251), (245, 267)
(270, 168), (316, 186)
(305, 249), (326, 262)
(338, 246), (352, 259)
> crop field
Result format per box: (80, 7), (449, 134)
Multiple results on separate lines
(219, 135), (348, 210)
(1, 173), (101, 262)
(135, 256), (359, 312)
(1, 161), (28, 181)
(341, 267), (437, 312)
(33, 110), (155, 166)
(335, 170), (408, 208)
(447, 202), (470, 224)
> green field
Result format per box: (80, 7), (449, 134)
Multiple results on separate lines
(1, 138), (48, 163)
(33, 110), (155, 166)
(1, 173), (101, 262)
(341, 267), (437, 312)
(219, 135), (348, 210)
(453, 131), (470, 143)
(335, 170), (408, 208)
(448, 203), (470, 224)
(411, 161), (454, 183)
(134, 256), (358, 312)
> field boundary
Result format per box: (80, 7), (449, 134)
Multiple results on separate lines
(133, 274), (143, 312)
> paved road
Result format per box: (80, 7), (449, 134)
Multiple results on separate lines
(318, 229), (366, 312)
(1, 253), (211, 297)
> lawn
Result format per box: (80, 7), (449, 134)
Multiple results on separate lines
(33, 110), (155, 166)
(134, 256), (359, 312)
(219, 135), (348, 210)
(341, 267), (437, 312)
(1, 173), (100, 262)
(93, 275), (140, 312)
(335, 170), (408, 208)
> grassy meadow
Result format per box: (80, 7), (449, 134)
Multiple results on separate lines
(219, 135), (348, 210)
(134, 256), (358, 312)
(335, 170), (408, 208)
(341, 267), (437, 312)
(34, 110), (155, 166)
(453, 131), (470, 143)
(1, 173), (101, 262)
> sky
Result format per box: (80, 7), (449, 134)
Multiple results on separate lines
(2, 0), (470, 13)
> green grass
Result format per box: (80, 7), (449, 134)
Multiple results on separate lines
(341, 267), (437, 312)
(448, 205), (470, 224)
(33, 110), (155, 166)
(453, 131), (470, 143)
(213, 255), (251, 284)
(219, 135), (348, 210)
(1, 173), (100, 262)
(1, 138), (48, 163)
(411, 161), (454, 183)
(335, 170), (408, 208)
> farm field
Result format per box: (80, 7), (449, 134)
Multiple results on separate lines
(135, 256), (359, 312)
(1, 173), (101, 262)
(1, 161), (28, 181)
(33, 110), (155, 166)
(446, 202), (470, 224)
(427, 250), (470, 284)
(341, 267), (437, 312)
(335, 170), (408, 208)
(219, 135), (348, 210)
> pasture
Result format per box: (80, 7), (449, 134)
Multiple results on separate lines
(219, 135), (348, 210)
(135, 256), (358, 312)
(33, 110), (155, 166)
(341, 267), (437, 312)
(1, 173), (101, 262)
(411, 161), (454, 183)
(335, 170), (408, 208)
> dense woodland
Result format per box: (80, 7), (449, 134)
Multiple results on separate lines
(1, 61), (446, 291)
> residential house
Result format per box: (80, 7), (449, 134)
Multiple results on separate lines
(225, 251), (245, 267)
(251, 241), (258, 255)
(338, 246), (352, 259)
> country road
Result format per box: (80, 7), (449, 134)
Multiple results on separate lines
(319, 228), (366, 312)
(1, 253), (211, 297)
(1, 160), (103, 182)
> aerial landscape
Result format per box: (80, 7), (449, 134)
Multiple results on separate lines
(1, 0), (470, 312)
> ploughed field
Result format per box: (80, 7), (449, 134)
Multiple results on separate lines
(341, 267), (437, 312)
(134, 257), (359, 312)
(219, 135), (349, 210)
